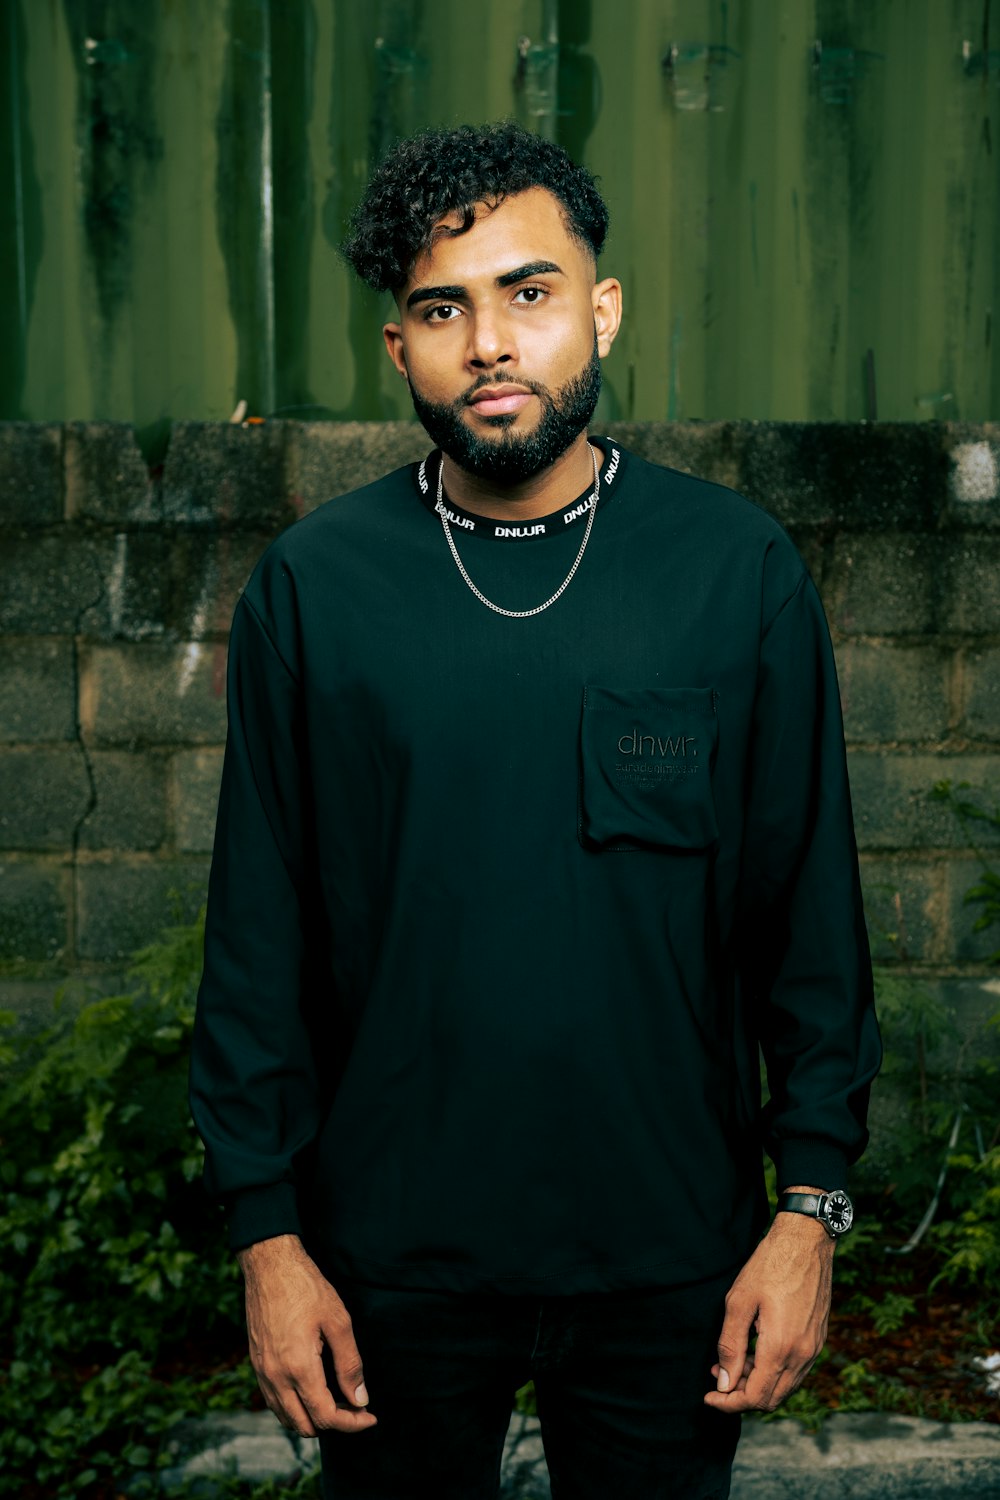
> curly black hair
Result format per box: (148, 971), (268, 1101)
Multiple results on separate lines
(340, 120), (609, 295)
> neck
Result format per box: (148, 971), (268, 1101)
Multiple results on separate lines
(439, 431), (597, 521)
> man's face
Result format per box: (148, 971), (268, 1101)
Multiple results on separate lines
(383, 186), (621, 485)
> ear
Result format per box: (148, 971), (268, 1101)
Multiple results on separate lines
(591, 277), (623, 358)
(383, 321), (409, 381)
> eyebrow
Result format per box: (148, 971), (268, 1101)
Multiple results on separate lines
(405, 260), (564, 310)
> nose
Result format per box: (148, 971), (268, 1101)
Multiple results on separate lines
(466, 306), (517, 370)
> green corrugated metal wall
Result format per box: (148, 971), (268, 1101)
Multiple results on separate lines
(2, 0), (998, 454)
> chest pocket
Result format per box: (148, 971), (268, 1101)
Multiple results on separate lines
(578, 685), (720, 852)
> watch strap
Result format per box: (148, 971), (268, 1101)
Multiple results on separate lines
(778, 1192), (825, 1217)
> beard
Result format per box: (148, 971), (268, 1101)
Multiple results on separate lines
(406, 337), (602, 485)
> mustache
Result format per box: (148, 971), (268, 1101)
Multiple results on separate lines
(462, 372), (545, 405)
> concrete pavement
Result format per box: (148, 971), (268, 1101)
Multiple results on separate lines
(146, 1403), (1000, 1496)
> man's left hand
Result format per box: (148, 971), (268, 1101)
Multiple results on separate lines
(703, 1188), (835, 1414)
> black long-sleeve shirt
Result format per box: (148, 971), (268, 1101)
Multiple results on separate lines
(189, 437), (882, 1294)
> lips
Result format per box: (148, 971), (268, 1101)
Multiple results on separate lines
(467, 386), (534, 417)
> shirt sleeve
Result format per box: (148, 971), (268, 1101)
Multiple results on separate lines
(188, 592), (323, 1253)
(735, 567), (882, 1192)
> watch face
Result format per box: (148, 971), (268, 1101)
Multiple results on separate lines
(824, 1190), (854, 1235)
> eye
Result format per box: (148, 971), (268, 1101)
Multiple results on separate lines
(424, 303), (462, 322)
(513, 285), (547, 305)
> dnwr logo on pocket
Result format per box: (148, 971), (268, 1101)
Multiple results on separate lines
(616, 730), (698, 758)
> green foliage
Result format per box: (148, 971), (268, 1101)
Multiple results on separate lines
(930, 780), (1000, 961)
(929, 1145), (1000, 1290)
(827, 1214), (886, 1289)
(0, 888), (246, 1499)
(513, 1377), (538, 1417)
(149, 1473), (323, 1499)
(841, 1291), (916, 1336)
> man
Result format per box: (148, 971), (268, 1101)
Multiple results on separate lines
(189, 120), (881, 1499)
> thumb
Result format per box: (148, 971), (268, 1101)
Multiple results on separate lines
(322, 1306), (371, 1408)
(715, 1298), (752, 1393)
(335, 1339), (370, 1407)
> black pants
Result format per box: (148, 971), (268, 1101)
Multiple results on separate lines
(317, 1263), (742, 1500)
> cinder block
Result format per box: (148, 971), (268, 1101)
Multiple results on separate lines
(0, 747), (91, 850)
(79, 642), (228, 747)
(941, 539), (1000, 633)
(944, 422), (1000, 519)
(857, 973), (1000, 1188)
(285, 421), (434, 514)
(943, 975), (1000, 1049)
(0, 638), (76, 742)
(64, 423), (156, 523)
(853, 1083), (916, 1191)
(796, 537), (830, 591)
(0, 529), (164, 642)
(858, 856), (943, 963)
(165, 533), (274, 640)
(738, 422), (945, 531)
(75, 857), (208, 961)
(875, 974), (1000, 1078)
(831, 534), (1000, 637)
(847, 752), (1000, 850)
(77, 751), (168, 851)
(589, 422), (747, 493)
(835, 643), (952, 744)
(0, 858), (70, 963)
(162, 421), (295, 527)
(172, 749), (224, 853)
(961, 649), (1000, 739)
(827, 535), (940, 636)
(0, 969), (129, 1031)
(0, 532), (105, 633)
(945, 856), (1000, 963)
(0, 423), (63, 525)
(76, 531), (170, 641)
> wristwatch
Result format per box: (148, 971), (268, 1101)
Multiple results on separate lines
(776, 1188), (854, 1239)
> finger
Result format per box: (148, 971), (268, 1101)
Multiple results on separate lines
(290, 1353), (377, 1434)
(255, 1334), (373, 1437)
(712, 1350), (810, 1414)
(274, 1385), (321, 1439)
(322, 1308), (372, 1411)
(757, 1347), (822, 1412)
(703, 1371), (763, 1412)
(252, 1358), (322, 1439)
(714, 1295), (754, 1394)
(710, 1356), (753, 1393)
(740, 1359), (784, 1412)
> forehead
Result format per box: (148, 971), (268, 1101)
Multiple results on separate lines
(406, 185), (591, 291)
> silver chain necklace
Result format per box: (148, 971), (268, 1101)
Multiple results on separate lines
(436, 444), (600, 619)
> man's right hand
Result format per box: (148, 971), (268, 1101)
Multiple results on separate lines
(237, 1233), (378, 1437)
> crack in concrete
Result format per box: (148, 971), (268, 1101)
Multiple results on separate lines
(67, 569), (109, 958)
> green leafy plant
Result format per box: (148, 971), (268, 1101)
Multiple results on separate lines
(929, 1144), (1000, 1290)
(841, 1291), (916, 1337)
(0, 888), (247, 1499)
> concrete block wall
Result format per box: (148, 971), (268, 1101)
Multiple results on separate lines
(2, 420), (1000, 1085)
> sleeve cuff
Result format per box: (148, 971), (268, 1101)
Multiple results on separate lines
(226, 1181), (303, 1253)
(770, 1139), (850, 1194)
